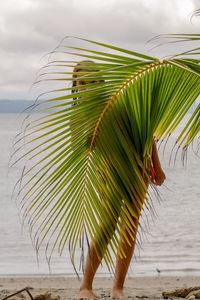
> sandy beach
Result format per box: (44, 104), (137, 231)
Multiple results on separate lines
(1, 276), (200, 299)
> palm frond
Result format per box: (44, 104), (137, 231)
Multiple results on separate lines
(12, 37), (200, 273)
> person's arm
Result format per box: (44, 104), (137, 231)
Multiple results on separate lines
(151, 139), (166, 186)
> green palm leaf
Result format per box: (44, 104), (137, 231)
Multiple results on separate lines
(12, 37), (200, 272)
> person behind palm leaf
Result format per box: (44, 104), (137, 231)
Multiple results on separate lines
(71, 61), (166, 299)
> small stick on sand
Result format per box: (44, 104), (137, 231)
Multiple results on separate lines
(2, 287), (34, 300)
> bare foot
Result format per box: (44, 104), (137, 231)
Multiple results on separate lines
(111, 288), (124, 299)
(79, 288), (97, 299)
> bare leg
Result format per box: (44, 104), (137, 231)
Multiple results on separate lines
(80, 243), (101, 298)
(112, 218), (139, 298)
(80, 192), (145, 299)
(80, 211), (141, 298)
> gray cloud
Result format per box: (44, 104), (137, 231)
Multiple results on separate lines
(0, 0), (199, 99)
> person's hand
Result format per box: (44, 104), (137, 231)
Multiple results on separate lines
(150, 139), (166, 186)
(152, 167), (166, 186)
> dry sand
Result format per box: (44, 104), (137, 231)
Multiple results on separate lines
(1, 276), (200, 299)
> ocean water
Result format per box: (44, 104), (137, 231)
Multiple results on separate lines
(0, 113), (200, 277)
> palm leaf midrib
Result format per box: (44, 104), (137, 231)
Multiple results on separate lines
(89, 59), (169, 153)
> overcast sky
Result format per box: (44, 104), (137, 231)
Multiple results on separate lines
(1, 0), (200, 100)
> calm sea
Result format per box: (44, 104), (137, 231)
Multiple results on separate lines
(0, 113), (200, 277)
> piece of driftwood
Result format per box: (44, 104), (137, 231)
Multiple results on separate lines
(186, 290), (200, 300)
(33, 292), (60, 300)
(162, 287), (200, 299)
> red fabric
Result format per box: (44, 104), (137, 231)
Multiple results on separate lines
(149, 165), (156, 182)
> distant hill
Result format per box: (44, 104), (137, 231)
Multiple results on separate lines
(0, 98), (198, 113)
(0, 100), (36, 113)
(0, 99), (71, 113)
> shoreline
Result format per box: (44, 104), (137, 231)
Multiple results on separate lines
(1, 276), (200, 299)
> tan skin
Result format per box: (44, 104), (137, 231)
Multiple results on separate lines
(72, 68), (166, 299)
(79, 141), (165, 299)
